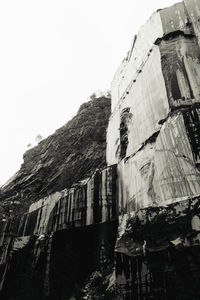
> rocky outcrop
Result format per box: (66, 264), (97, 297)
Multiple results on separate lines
(115, 196), (200, 299)
(0, 165), (117, 300)
(106, 0), (200, 298)
(0, 97), (111, 217)
(1, 0), (200, 299)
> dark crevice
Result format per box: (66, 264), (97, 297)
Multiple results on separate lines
(119, 108), (132, 159)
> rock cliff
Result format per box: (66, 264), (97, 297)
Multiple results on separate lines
(0, 96), (111, 217)
(1, 0), (200, 299)
(107, 0), (200, 298)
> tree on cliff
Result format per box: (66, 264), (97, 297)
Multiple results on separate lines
(90, 92), (97, 101)
(90, 90), (111, 101)
(35, 134), (43, 144)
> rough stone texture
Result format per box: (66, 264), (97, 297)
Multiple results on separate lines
(107, 0), (200, 210)
(107, 0), (200, 165)
(115, 196), (200, 299)
(1, 0), (200, 299)
(0, 96), (111, 217)
(106, 0), (200, 299)
(0, 165), (118, 300)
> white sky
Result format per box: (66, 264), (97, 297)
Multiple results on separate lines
(0, 0), (179, 185)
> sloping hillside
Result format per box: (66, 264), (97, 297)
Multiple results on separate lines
(0, 96), (111, 217)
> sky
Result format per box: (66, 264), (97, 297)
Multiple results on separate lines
(0, 0), (179, 185)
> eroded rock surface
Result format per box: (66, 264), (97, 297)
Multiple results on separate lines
(0, 97), (111, 217)
(1, 0), (200, 299)
(106, 0), (200, 298)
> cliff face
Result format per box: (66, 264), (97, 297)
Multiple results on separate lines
(0, 165), (118, 300)
(1, 0), (200, 299)
(107, 0), (200, 298)
(0, 97), (111, 217)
